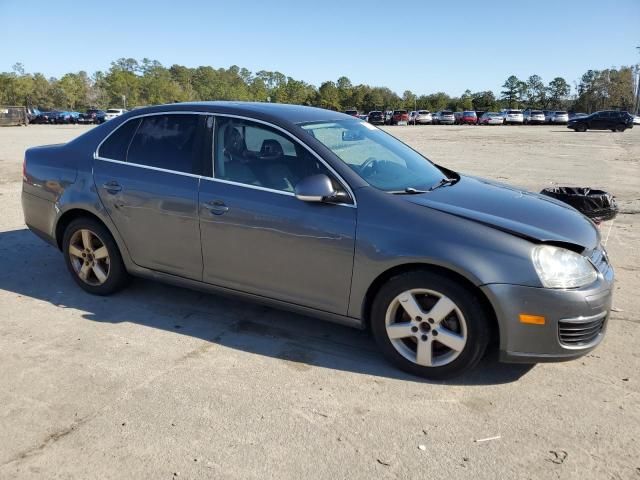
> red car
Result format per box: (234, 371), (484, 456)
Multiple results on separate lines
(391, 110), (409, 125)
(460, 111), (478, 125)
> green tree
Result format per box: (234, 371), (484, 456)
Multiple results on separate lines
(546, 77), (570, 109)
(500, 75), (523, 108)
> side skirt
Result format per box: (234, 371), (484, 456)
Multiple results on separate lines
(129, 266), (365, 330)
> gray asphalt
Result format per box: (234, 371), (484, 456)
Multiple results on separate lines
(0, 124), (638, 479)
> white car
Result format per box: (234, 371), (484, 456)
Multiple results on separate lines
(433, 110), (455, 125)
(549, 111), (569, 124)
(523, 109), (545, 124)
(105, 108), (126, 121)
(479, 112), (504, 125)
(502, 109), (524, 125)
(415, 110), (433, 124)
(633, 115), (640, 125)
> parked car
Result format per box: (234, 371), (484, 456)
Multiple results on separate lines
(523, 109), (545, 125)
(549, 111), (569, 124)
(390, 110), (409, 125)
(567, 110), (634, 132)
(26, 107), (42, 124)
(408, 111), (417, 124)
(502, 109), (524, 125)
(384, 110), (394, 125)
(80, 109), (107, 124)
(358, 114), (368, 121)
(22, 102), (614, 379)
(367, 111), (385, 125)
(543, 110), (554, 123)
(634, 115), (640, 125)
(478, 112), (503, 125)
(32, 111), (56, 124)
(415, 110), (433, 125)
(433, 110), (455, 125)
(344, 109), (359, 117)
(459, 111), (477, 125)
(52, 111), (73, 124)
(105, 108), (126, 121)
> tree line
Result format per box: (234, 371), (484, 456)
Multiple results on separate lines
(0, 58), (637, 113)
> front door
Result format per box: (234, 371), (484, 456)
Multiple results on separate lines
(93, 113), (208, 280)
(198, 116), (357, 315)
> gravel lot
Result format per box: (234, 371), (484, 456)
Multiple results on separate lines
(0, 124), (638, 479)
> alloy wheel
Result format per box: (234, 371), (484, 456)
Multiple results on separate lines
(68, 229), (110, 286)
(385, 288), (468, 368)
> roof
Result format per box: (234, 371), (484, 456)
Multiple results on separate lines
(133, 101), (351, 126)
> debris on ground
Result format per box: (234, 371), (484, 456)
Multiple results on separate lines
(474, 435), (501, 443)
(547, 450), (568, 465)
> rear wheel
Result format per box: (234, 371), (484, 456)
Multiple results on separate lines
(62, 218), (130, 295)
(575, 124), (587, 132)
(614, 124), (626, 132)
(370, 271), (491, 379)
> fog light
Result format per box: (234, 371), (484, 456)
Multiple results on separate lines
(519, 314), (546, 325)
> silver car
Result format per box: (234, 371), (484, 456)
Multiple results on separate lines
(523, 109), (546, 125)
(415, 110), (433, 124)
(21, 102), (614, 379)
(550, 111), (569, 124)
(433, 110), (455, 125)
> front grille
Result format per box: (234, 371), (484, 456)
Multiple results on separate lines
(558, 316), (606, 346)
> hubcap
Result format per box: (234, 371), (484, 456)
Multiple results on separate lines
(385, 289), (467, 368)
(68, 229), (110, 286)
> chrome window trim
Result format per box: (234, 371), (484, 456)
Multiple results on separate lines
(93, 110), (357, 208)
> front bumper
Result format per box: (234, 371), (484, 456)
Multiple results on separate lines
(481, 264), (614, 363)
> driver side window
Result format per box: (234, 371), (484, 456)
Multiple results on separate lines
(213, 117), (347, 197)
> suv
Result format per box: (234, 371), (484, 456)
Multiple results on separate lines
(415, 110), (433, 124)
(390, 110), (409, 125)
(567, 111), (634, 132)
(80, 109), (106, 124)
(105, 108), (126, 121)
(434, 110), (455, 125)
(367, 111), (385, 125)
(502, 109), (524, 125)
(523, 109), (545, 124)
(549, 111), (569, 124)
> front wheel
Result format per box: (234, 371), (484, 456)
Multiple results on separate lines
(614, 124), (626, 132)
(370, 271), (491, 379)
(62, 218), (130, 295)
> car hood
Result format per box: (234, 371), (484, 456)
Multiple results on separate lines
(404, 175), (599, 250)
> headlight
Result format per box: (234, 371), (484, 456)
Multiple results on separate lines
(532, 245), (598, 288)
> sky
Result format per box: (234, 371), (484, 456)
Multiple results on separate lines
(1, 0), (638, 96)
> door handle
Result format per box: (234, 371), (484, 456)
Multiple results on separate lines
(205, 200), (229, 215)
(102, 181), (122, 193)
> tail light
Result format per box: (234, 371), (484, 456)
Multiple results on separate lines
(22, 156), (27, 182)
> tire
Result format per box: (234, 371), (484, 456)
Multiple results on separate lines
(615, 124), (625, 132)
(370, 271), (491, 379)
(62, 217), (130, 295)
(576, 124), (587, 132)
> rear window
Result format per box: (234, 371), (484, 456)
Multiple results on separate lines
(369, 111), (382, 115)
(345, 110), (357, 115)
(508, 110), (521, 115)
(531, 110), (543, 114)
(394, 110), (407, 115)
(555, 111), (567, 115)
(442, 111), (453, 115)
(417, 110), (430, 114)
(127, 114), (201, 174)
(463, 111), (476, 116)
(106, 109), (121, 113)
(98, 118), (141, 161)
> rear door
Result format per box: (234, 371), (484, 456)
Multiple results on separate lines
(93, 113), (208, 280)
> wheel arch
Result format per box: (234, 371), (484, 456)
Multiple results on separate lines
(361, 263), (499, 346)
(55, 208), (115, 251)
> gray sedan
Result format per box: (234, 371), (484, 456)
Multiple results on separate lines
(21, 102), (614, 379)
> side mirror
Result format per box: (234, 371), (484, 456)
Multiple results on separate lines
(295, 174), (336, 203)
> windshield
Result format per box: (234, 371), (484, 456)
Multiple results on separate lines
(300, 120), (446, 192)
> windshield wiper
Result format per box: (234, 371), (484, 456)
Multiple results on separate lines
(428, 177), (457, 191)
(391, 187), (429, 195)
